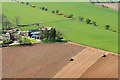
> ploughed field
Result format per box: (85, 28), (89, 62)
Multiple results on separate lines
(2, 43), (118, 78)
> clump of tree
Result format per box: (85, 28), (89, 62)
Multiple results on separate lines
(79, 16), (84, 22)
(56, 30), (63, 41)
(86, 18), (91, 24)
(2, 14), (12, 30)
(105, 25), (110, 30)
(39, 27), (63, 42)
(49, 28), (56, 40)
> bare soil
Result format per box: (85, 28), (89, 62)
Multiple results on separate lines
(94, 3), (118, 11)
(2, 42), (118, 78)
(2, 43), (85, 78)
(80, 54), (118, 78)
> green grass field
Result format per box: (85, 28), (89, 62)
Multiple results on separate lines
(2, 2), (118, 53)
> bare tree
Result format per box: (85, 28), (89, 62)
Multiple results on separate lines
(14, 16), (20, 26)
(2, 14), (11, 30)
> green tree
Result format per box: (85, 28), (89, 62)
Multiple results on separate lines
(42, 7), (45, 10)
(45, 8), (48, 11)
(56, 30), (63, 40)
(39, 27), (44, 40)
(105, 25), (110, 30)
(69, 14), (73, 18)
(10, 32), (15, 41)
(49, 28), (56, 40)
(26, 2), (29, 5)
(52, 10), (55, 13)
(2, 14), (11, 30)
(86, 18), (91, 24)
(56, 10), (59, 13)
(79, 16), (84, 22)
(44, 28), (49, 40)
(92, 21), (97, 26)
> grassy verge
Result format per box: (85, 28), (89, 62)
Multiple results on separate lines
(40, 39), (68, 43)
(21, 37), (37, 43)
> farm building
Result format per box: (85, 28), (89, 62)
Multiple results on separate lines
(2, 33), (10, 40)
(20, 27), (52, 39)
(31, 34), (39, 39)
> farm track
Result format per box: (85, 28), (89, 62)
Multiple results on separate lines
(2, 43), (118, 78)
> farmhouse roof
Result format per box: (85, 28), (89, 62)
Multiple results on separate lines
(29, 29), (40, 32)
(31, 34), (39, 37)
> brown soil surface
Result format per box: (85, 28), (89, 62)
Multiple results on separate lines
(52, 48), (104, 78)
(94, 3), (118, 11)
(2, 43), (85, 78)
(80, 54), (118, 78)
(2, 42), (118, 78)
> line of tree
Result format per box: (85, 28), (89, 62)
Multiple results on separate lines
(78, 16), (116, 31)
(40, 7), (48, 11)
(78, 16), (97, 26)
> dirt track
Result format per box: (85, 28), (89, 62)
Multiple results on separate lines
(2, 43), (118, 78)
(94, 3), (118, 11)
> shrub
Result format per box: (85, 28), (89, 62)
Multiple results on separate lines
(92, 21), (97, 26)
(42, 7), (45, 10)
(105, 25), (110, 30)
(26, 2), (29, 5)
(19, 37), (32, 45)
(69, 14), (73, 18)
(45, 8), (48, 11)
(52, 10), (55, 13)
(21, 2), (24, 4)
(79, 16), (84, 22)
(86, 18), (91, 24)
(56, 10), (59, 13)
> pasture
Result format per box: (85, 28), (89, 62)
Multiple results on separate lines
(2, 2), (118, 53)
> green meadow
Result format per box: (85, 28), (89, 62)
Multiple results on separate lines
(2, 2), (118, 53)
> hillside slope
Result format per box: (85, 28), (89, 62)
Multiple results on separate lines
(2, 2), (118, 53)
